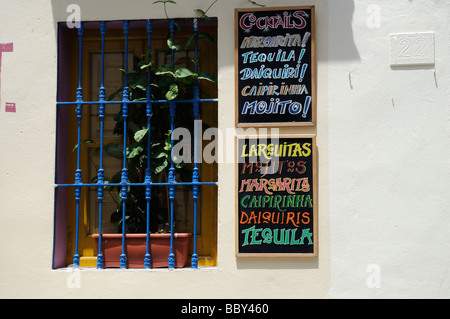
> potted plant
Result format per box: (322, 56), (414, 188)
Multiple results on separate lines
(92, 21), (217, 268)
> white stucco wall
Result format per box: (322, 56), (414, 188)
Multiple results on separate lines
(0, 0), (449, 299)
(328, 0), (450, 298)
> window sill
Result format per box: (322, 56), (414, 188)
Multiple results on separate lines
(56, 265), (219, 272)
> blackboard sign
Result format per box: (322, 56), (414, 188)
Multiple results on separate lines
(236, 135), (317, 257)
(235, 6), (315, 127)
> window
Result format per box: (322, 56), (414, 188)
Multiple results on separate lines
(54, 18), (218, 269)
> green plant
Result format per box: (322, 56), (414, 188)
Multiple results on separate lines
(104, 23), (217, 234)
(153, 0), (265, 20)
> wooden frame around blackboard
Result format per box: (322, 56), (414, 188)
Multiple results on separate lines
(235, 6), (316, 127)
(235, 134), (318, 257)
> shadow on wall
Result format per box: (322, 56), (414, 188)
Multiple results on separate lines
(328, 0), (360, 61)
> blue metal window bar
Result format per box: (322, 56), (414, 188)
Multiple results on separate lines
(56, 18), (217, 269)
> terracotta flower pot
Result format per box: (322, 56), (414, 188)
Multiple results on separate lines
(92, 233), (192, 268)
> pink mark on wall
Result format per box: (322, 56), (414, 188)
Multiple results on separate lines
(0, 42), (14, 111)
(5, 102), (15, 112)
